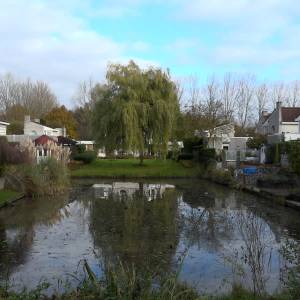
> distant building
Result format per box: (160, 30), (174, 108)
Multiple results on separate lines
(24, 115), (66, 137)
(0, 121), (9, 136)
(76, 140), (95, 151)
(257, 101), (300, 144)
(195, 123), (252, 166)
(195, 123), (235, 152)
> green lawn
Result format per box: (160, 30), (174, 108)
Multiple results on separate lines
(71, 159), (198, 178)
(0, 189), (20, 207)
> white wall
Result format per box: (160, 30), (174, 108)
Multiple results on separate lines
(281, 123), (299, 134)
(0, 124), (7, 136)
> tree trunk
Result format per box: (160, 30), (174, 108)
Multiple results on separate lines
(139, 151), (144, 165)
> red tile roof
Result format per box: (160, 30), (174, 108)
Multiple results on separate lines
(281, 107), (300, 122)
(34, 135), (57, 146)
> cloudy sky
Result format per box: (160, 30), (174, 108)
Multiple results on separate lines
(1, 0), (300, 107)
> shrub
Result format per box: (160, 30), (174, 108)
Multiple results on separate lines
(177, 153), (193, 161)
(73, 151), (97, 164)
(246, 134), (267, 149)
(0, 137), (29, 167)
(7, 121), (24, 134)
(286, 141), (300, 175)
(182, 137), (203, 154)
(193, 147), (216, 166)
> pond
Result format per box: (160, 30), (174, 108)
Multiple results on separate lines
(0, 179), (299, 295)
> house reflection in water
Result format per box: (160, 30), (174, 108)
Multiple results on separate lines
(92, 182), (175, 201)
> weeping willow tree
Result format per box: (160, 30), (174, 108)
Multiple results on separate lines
(92, 61), (179, 164)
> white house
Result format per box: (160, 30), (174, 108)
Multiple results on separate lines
(0, 121), (9, 136)
(24, 115), (66, 137)
(257, 102), (300, 144)
(196, 123), (252, 165)
(195, 123), (235, 152)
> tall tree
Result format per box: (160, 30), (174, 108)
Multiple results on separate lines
(92, 61), (179, 163)
(72, 79), (95, 140)
(45, 105), (78, 138)
(0, 73), (57, 121)
(237, 75), (255, 129)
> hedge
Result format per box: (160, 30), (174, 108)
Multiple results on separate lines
(73, 151), (97, 164)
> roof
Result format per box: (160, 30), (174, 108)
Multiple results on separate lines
(28, 120), (61, 132)
(281, 107), (300, 122)
(57, 136), (77, 146)
(34, 135), (57, 146)
(77, 140), (95, 145)
(0, 121), (10, 126)
(260, 114), (271, 124)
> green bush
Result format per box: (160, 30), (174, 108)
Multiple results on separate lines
(286, 141), (300, 175)
(266, 142), (286, 164)
(246, 134), (267, 149)
(73, 151), (97, 164)
(182, 137), (203, 154)
(177, 153), (193, 161)
(194, 147), (216, 165)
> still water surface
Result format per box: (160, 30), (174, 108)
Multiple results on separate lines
(0, 179), (299, 295)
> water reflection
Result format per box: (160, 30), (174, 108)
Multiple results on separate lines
(0, 179), (299, 295)
(90, 182), (179, 277)
(92, 182), (175, 201)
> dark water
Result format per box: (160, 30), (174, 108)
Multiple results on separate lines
(0, 179), (299, 295)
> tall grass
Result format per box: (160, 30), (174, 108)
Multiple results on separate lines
(1, 260), (298, 300)
(5, 158), (69, 197)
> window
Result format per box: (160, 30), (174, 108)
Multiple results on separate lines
(223, 146), (229, 150)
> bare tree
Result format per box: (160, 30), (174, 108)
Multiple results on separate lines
(73, 78), (94, 108)
(28, 81), (57, 118)
(236, 75), (255, 129)
(287, 80), (300, 107)
(0, 73), (57, 121)
(220, 73), (239, 122)
(203, 76), (222, 125)
(255, 83), (269, 118)
(271, 82), (287, 108)
(0, 73), (20, 113)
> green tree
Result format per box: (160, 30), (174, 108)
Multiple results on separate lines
(7, 120), (24, 134)
(246, 134), (267, 149)
(45, 105), (78, 139)
(92, 61), (179, 164)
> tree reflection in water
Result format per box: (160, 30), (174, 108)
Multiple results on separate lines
(235, 210), (275, 296)
(0, 193), (70, 281)
(89, 182), (181, 278)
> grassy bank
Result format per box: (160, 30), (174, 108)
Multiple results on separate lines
(0, 189), (21, 207)
(70, 159), (198, 178)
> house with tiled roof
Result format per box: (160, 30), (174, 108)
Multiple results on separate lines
(257, 101), (300, 143)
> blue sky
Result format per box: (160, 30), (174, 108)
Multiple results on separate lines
(1, 0), (300, 107)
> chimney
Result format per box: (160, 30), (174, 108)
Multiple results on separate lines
(262, 111), (268, 117)
(24, 115), (30, 123)
(276, 101), (282, 110)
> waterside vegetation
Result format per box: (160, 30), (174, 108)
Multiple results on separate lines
(0, 189), (21, 207)
(0, 261), (299, 300)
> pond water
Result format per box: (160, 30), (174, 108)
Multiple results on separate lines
(0, 179), (299, 295)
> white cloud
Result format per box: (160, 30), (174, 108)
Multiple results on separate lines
(169, 0), (300, 75)
(0, 0), (157, 107)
